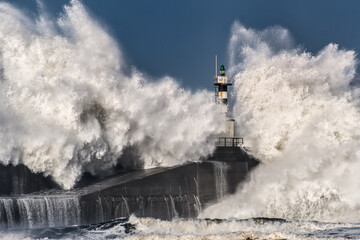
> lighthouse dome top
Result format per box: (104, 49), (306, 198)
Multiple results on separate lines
(220, 65), (226, 76)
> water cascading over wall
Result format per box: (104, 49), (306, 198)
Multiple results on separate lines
(213, 162), (229, 200)
(0, 196), (80, 229)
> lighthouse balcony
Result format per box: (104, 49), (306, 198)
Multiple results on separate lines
(213, 76), (233, 85)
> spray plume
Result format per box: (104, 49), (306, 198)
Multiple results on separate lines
(202, 22), (360, 222)
(0, 1), (224, 189)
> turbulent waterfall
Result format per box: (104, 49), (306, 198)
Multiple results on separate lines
(212, 162), (228, 200)
(0, 196), (80, 228)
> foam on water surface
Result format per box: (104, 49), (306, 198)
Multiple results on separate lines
(2, 216), (360, 240)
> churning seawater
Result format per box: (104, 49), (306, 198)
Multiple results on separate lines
(1, 0), (360, 239)
(2, 216), (360, 240)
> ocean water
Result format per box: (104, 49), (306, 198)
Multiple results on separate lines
(1, 1), (360, 239)
(2, 216), (360, 240)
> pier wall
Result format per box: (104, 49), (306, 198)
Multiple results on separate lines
(79, 161), (249, 223)
(0, 147), (259, 228)
(0, 164), (58, 196)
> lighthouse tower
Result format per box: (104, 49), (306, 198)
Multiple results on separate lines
(214, 60), (243, 147)
(214, 64), (232, 116)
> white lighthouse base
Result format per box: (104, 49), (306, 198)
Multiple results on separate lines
(215, 119), (243, 147)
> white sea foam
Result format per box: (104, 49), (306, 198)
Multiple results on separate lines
(0, 0), (224, 189)
(202, 22), (360, 222)
(1, 216), (360, 239)
(106, 216), (360, 240)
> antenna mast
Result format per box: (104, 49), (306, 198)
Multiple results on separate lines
(215, 55), (217, 77)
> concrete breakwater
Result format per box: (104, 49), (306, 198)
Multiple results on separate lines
(0, 147), (258, 228)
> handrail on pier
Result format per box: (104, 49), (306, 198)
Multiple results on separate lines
(215, 137), (243, 147)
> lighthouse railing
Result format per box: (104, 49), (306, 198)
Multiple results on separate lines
(213, 76), (234, 85)
(215, 137), (243, 147)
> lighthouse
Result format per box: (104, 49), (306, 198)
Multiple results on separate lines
(213, 59), (242, 147)
(214, 64), (232, 115)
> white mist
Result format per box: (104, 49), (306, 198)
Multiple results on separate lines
(0, 1), (224, 189)
(202, 22), (360, 222)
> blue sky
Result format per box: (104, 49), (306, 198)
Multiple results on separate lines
(7, 0), (360, 90)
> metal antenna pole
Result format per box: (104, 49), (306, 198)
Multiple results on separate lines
(215, 55), (217, 76)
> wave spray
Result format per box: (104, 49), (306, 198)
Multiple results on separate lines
(0, 1), (224, 189)
(202, 22), (360, 222)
